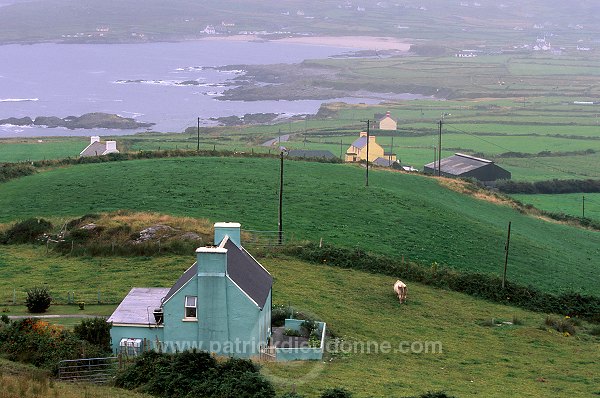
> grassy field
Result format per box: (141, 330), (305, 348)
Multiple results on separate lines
(512, 193), (600, 222)
(0, 157), (598, 296)
(2, 255), (599, 397)
(0, 358), (153, 398)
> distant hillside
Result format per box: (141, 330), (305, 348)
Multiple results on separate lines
(0, 0), (598, 45)
(0, 156), (598, 296)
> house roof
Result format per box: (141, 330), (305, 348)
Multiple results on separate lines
(223, 239), (272, 309)
(107, 287), (170, 325)
(80, 141), (108, 157)
(161, 237), (272, 310)
(287, 150), (336, 159)
(424, 153), (493, 175)
(350, 136), (368, 149)
(372, 157), (397, 167)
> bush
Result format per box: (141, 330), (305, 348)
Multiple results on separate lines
(0, 318), (106, 374)
(300, 319), (318, 337)
(25, 287), (52, 313)
(115, 350), (276, 398)
(321, 388), (353, 398)
(73, 317), (112, 351)
(2, 218), (53, 244)
(544, 316), (576, 335)
(272, 304), (294, 327)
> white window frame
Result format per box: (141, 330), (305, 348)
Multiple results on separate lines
(184, 296), (197, 319)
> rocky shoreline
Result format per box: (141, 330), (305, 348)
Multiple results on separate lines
(0, 112), (155, 130)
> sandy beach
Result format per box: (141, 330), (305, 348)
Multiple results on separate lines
(200, 35), (411, 51)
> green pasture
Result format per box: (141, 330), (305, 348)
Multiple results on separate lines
(0, 138), (89, 163)
(264, 258), (600, 398)
(0, 250), (598, 397)
(0, 157), (598, 295)
(512, 193), (600, 222)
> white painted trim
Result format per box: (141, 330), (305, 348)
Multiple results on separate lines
(196, 247), (227, 254)
(112, 323), (164, 328)
(198, 272), (226, 277)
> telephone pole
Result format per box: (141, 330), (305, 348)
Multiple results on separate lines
(437, 120), (442, 176)
(361, 120), (370, 186)
(278, 151), (284, 245)
(197, 117), (200, 151)
(502, 221), (512, 289)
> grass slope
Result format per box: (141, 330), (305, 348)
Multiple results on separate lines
(264, 257), (600, 398)
(0, 157), (598, 295)
(1, 251), (598, 397)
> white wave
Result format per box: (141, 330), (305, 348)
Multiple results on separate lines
(0, 98), (39, 102)
(118, 111), (144, 118)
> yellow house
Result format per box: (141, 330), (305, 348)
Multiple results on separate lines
(378, 111), (397, 130)
(345, 131), (385, 163)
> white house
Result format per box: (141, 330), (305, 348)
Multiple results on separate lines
(80, 136), (119, 157)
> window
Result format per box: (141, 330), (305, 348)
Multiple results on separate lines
(185, 296), (197, 318)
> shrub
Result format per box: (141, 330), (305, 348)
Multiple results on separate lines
(0, 318), (106, 374)
(272, 304), (294, 327)
(114, 350), (275, 398)
(2, 218), (53, 244)
(545, 316), (576, 335)
(283, 328), (302, 337)
(589, 326), (600, 336)
(25, 287), (52, 313)
(321, 387), (353, 398)
(73, 317), (112, 352)
(300, 319), (318, 337)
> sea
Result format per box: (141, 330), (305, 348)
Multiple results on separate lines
(0, 40), (425, 137)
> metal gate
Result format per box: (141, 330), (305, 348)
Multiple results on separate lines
(57, 356), (118, 384)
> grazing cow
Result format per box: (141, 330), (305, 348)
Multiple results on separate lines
(393, 280), (407, 303)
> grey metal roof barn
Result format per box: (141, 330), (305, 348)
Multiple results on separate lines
(423, 153), (511, 183)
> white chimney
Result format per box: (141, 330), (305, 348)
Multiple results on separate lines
(90, 136), (100, 144)
(105, 141), (117, 152)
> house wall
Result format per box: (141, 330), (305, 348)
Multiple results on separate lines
(110, 325), (164, 354)
(360, 142), (385, 162)
(162, 279), (202, 352)
(379, 117), (397, 130)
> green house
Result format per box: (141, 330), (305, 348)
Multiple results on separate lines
(108, 222), (273, 358)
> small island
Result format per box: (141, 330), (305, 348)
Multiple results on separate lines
(0, 112), (155, 130)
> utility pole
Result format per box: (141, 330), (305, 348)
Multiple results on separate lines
(433, 146), (437, 174)
(278, 151), (284, 245)
(437, 120), (442, 176)
(502, 221), (511, 289)
(582, 195), (585, 218)
(197, 117), (200, 151)
(364, 120), (371, 186)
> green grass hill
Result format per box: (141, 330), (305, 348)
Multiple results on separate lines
(0, 157), (598, 296)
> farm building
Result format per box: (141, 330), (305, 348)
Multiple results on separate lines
(345, 131), (385, 163)
(80, 136), (119, 157)
(377, 111), (397, 130)
(372, 152), (400, 168)
(423, 153), (511, 183)
(108, 222), (273, 358)
(286, 149), (337, 160)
